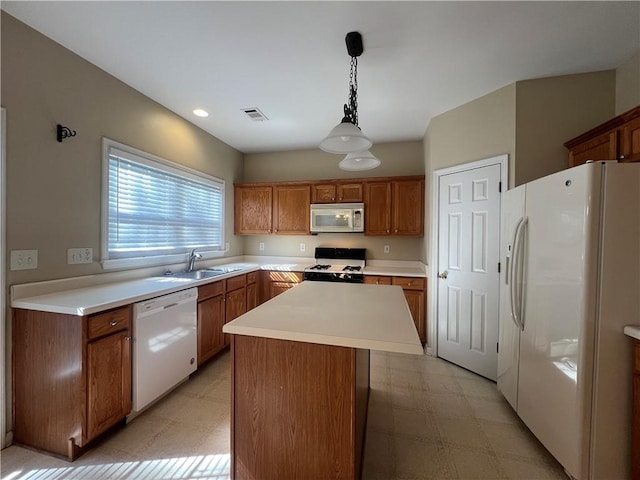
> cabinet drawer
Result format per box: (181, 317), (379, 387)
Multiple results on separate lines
(227, 274), (247, 291)
(88, 307), (130, 340)
(364, 276), (392, 285)
(634, 341), (640, 373)
(247, 271), (258, 284)
(199, 281), (225, 301)
(392, 276), (425, 290)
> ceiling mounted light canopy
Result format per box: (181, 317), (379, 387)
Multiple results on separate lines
(320, 32), (376, 168)
(338, 150), (381, 171)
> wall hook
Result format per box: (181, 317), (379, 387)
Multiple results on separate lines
(57, 124), (76, 142)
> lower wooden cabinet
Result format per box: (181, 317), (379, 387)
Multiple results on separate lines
(261, 270), (304, 302)
(364, 275), (426, 343)
(197, 287), (226, 366)
(13, 306), (132, 460)
(246, 271), (258, 310)
(86, 330), (132, 440)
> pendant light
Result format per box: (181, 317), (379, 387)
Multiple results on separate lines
(338, 150), (381, 171)
(320, 32), (375, 164)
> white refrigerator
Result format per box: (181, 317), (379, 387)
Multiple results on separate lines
(497, 161), (640, 480)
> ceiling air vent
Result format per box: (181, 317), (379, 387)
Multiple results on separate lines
(242, 107), (268, 122)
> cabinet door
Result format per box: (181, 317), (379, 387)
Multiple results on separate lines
(247, 282), (258, 311)
(568, 130), (617, 167)
(363, 275), (392, 285)
(337, 183), (363, 202)
(392, 179), (424, 236)
(197, 295), (225, 366)
(235, 186), (273, 234)
(270, 282), (298, 299)
(364, 182), (392, 235)
(225, 287), (247, 345)
(621, 116), (640, 162)
(403, 290), (426, 343)
(312, 184), (337, 203)
(86, 331), (131, 441)
(273, 185), (311, 234)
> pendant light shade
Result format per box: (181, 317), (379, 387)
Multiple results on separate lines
(338, 150), (381, 171)
(320, 122), (373, 154)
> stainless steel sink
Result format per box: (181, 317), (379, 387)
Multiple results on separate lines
(171, 269), (226, 280)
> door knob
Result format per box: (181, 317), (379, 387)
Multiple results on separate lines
(438, 271), (448, 279)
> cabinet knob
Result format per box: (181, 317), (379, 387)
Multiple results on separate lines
(619, 155), (626, 160)
(110, 320), (118, 326)
(386, 229), (390, 233)
(395, 229), (398, 233)
(376, 280), (380, 285)
(408, 281), (413, 286)
(274, 229), (278, 233)
(125, 336), (131, 341)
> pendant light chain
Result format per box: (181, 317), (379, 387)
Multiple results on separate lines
(348, 56), (359, 127)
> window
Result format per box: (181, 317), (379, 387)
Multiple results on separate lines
(102, 138), (225, 269)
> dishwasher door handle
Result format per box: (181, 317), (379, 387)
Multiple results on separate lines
(163, 302), (179, 310)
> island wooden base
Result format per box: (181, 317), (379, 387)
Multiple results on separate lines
(230, 335), (370, 480)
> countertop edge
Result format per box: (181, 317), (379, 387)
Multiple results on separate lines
(624, 325), (640, 341)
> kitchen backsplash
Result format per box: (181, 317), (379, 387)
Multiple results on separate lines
(242, 234), (425, 261)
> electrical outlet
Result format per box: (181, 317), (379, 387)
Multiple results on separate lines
(68, 247), (93, 264)
(11, 249), (38, 270)
(259, 242), (265, 251)
(300, 243), (306, 252)
(384, 244), (390, 254)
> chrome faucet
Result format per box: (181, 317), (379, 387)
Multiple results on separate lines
(186, 248), (202, 272)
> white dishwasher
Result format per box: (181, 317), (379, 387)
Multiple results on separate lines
(131, 288), (198, 416)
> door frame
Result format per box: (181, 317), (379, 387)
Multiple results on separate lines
(1, 107), (6, 448)
(427, 154), (508, 358)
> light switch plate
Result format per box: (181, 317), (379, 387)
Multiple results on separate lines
(384, 245), (390, 254)
(299, 243), (306, 252)
(259, 242), (265, 251)
(11, 250), (38, 270)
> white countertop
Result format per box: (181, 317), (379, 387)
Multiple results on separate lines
(624, 325), (640, 341)
(10, 258), (427, 316)
(223, 281), (424, 355)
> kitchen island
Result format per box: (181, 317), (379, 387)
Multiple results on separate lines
(223, 281), (423, 480)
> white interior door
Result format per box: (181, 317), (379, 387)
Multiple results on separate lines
(436, 163), (501, 380)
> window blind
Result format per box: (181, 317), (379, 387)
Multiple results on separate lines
(106, 147), (224, 262)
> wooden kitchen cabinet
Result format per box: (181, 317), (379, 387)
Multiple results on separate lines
(86, 330), (132, 440)
(197, 281), (226, 366)
(273, 184), (311, 234)
(364, 275), (427, 343)
(13, 305), (132, 460)
(364, 177), (424, 236)
(261, 270), (304, 302)
(225, 274), (247, 345)
(565, 105), (640, 166)
(312, 182), (363, 203)
(235, 185), (273, 234)
(246, 271), (259, 311)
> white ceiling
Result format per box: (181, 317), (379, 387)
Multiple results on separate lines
(3, 1), (639, 154)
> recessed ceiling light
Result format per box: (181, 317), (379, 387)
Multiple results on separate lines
(193, 109), (209, 118)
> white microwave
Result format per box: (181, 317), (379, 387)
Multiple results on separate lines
(310, 203), (364, 233)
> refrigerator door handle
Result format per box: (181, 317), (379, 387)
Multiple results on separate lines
(509, 217), (525, 329)
(514, 217), (528, 331)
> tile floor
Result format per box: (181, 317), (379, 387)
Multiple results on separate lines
(1, 350), (566, 480)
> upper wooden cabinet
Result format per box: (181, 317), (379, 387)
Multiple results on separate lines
(565, 105), (640, 167)
(235, 186), (273, 234)
(312, 182), (363, 203)
(235, 175), (424, 237)
(273, 185), (311, 235)
(235, 184), (310, 235)
(365, 177), (424, 236)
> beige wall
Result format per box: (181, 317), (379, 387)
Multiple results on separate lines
(243, 140), (424, 183)
(515, 70), (615, 186)
(427, 84), (517, 185)
(1, 12), (244, 286)
(615, 50), (640, 115)
(242, 140), (426, 260)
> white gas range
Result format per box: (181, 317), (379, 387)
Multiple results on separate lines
(303, 247), (366, 283)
